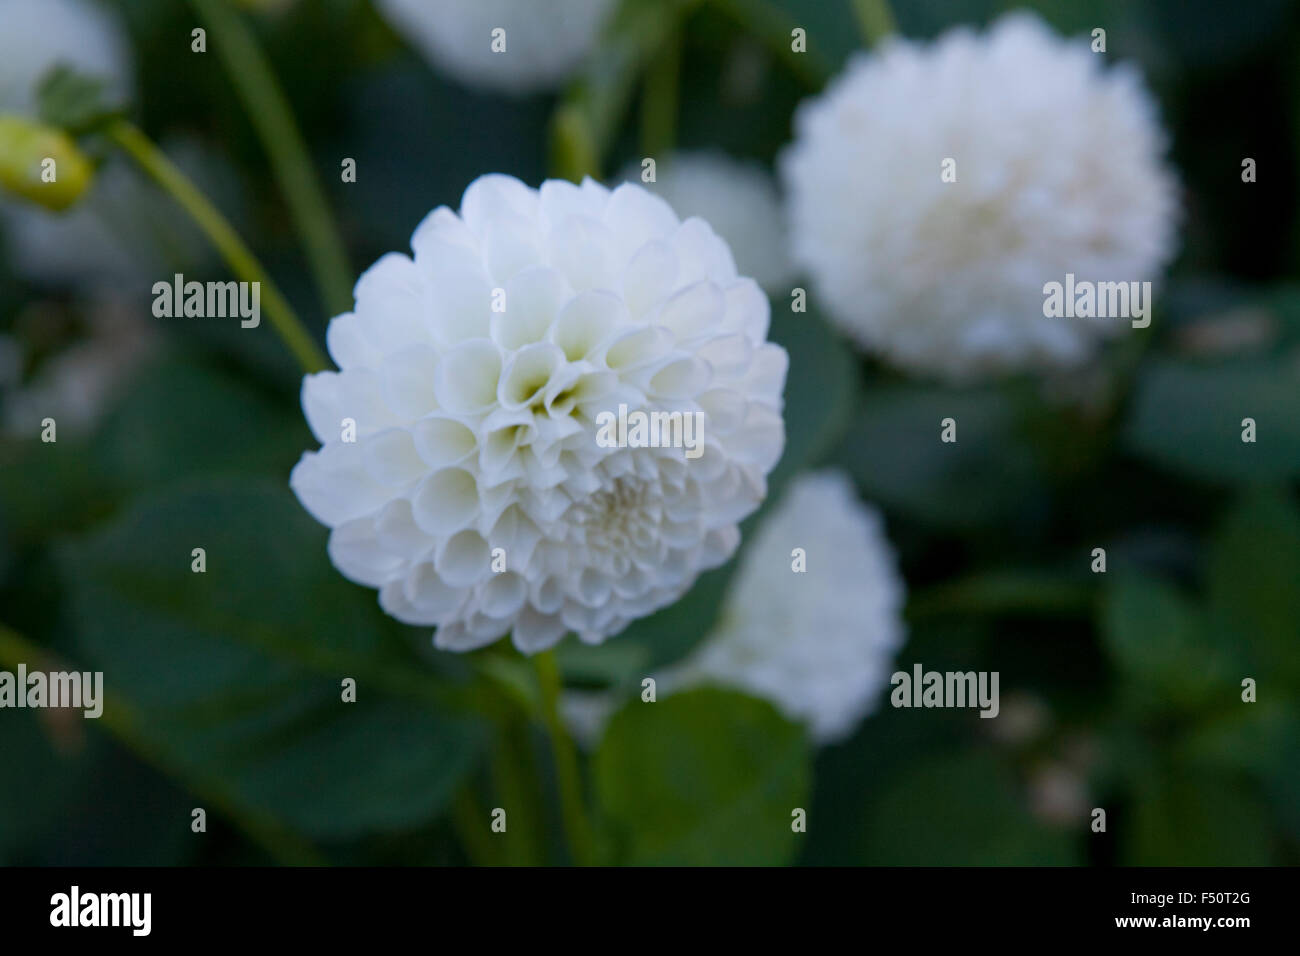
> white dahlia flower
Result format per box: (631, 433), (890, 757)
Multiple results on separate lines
(665, 469), (905, 743)
(0, 0), (131, 115)
(290, 174), (788, 653)
(781, 13), (1179, 380)
(614, 152), (795, 294)
(375, 0), (615, 95)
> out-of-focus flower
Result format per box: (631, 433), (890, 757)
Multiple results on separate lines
(0, 0), (131, 115)
(0, 116), (93, 211)
(1, 298), (159, 438)
(662, 470), (905, 743)
(781, 13), (1178, 381)
(614, 152), (795, 295)
(291, 174), (787, 653)
(375, 0), (615, 95)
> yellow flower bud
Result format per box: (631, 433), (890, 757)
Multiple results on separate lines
(0, 115), (94, 212)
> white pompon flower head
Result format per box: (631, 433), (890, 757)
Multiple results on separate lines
(375, 0), (615, 95)
(781, 13), (1179, 381)
(291, 174), (788, 654)
(663, 470), (905, 743)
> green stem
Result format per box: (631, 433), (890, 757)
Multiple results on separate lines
(107, 120), (328, 374)
(0, 622), (324, 866)
(532, 650), (597, 866)
(709, 0), (832, 90)
(189, 0), (353, 317)
(851, 0), (898, 46)
(640, 27), (683, 160)
(451, 785), (498, 866)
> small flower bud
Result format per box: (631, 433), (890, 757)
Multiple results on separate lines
(0, 116), (94, 212)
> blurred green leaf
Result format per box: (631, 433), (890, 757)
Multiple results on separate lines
(36, 66), (125, 133)
(1100, 571), (1238, 711)
(91, 356), (307, 497)
(1205, 487), (1300, 688)
(834, 382), (1045, 529)
(57, 478), (485, 841)
(594, 687), (809, 864)
(1128, 767), (1273, 865)
(864, 750), (1076, 865)
(766, 304), (858, 496)
(1124, 357), (1300, 483)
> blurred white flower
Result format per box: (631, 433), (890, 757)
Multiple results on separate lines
(614, 152), (795, 294)
(291, 174), (787, 653)
(0, 0), (131, 114)
(2, 299), (159, 438)
(666, 469), (905, 743)
(375, 0), (615, 95)
(781, 13), (1179, 381)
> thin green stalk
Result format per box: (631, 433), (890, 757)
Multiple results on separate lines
(709, 0), (832, 90)
(189, 0), (353, 317)
(491, 720), (546, 865)
(451, 785), (498, 866)
(640, 27), (683, 160)
(852, 0), (898, 47)
(0, 622), (324, 866)
(107, 119), (328, 374)
(532, 650), (597, 866)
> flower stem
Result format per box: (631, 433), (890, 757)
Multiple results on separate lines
(709, 0), (832, 90)
(107, 119), (328, 375)
(189, 0), (353, 318)
(531, 649), (597, 866)
(640, 26), (683, 160)
(851, 0), (898, 46)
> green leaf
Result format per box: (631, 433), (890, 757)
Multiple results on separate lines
(863, 750), (1077, 865)
(834, 382), (1045, 529)
(594, 687), (810, 864)
(1100, 571), (1238, 712)
(56, 478), (485, 841)
(1124, 357), (1300, 483)
(766, 304), (858, 497)
(1205, 488), (1300, 687)
(36, 66), (125, 133)
(91, 357), (308, 497)
(1128, 768), (1273, 865)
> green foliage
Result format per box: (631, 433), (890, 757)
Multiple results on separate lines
(56, 480), (486, 843)
(594, 688), (810, 865)
(864, 750), (1077, 865)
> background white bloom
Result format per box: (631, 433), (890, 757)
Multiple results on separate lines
(0, 0), (131, 114)
(666, 469), (905, 743)
(1, 299), (159, 438)
(291, 174), (787, 653)
(614, 152), (795, 294)
(781, 13), (1179, 381)
(375, 0), (615, 95)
